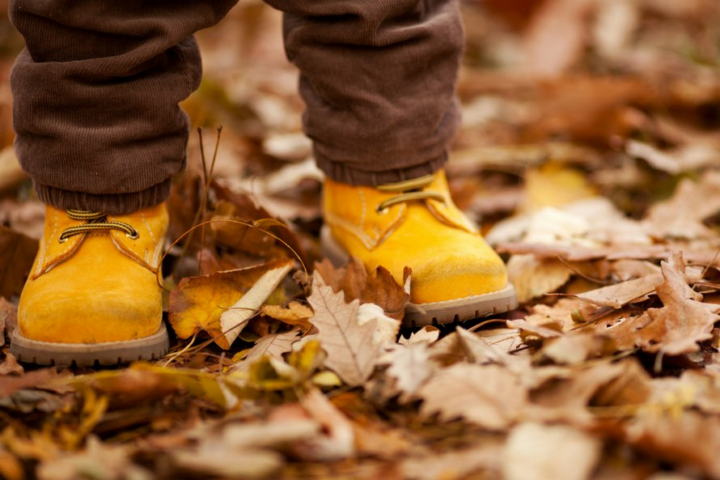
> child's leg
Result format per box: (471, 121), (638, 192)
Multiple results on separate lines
(267, 0), (517, 325)
(9, 0), (238, 366)
(266, 0), (464, 185)
(9, 0), (237, 215)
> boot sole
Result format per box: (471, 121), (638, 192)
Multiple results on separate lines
(320, 226), (518, 327)
(11, 323), (170, 367)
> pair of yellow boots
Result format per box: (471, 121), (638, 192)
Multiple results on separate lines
(12, 171), (517, 366)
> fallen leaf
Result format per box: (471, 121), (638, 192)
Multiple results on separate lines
(307, 275), (381, 386)
(402, 444), (503, 480)
(529, 361), (627, 423)
(0, 298), (16, 347)
(540, 333), (615, 365)
(625, 411), (720, 479)
(0, 368), (58, 398)
(399, 326), (440, 346)
(643, 171), (720, 240)
(576, 273), (663, 308)
(0, 227), (38, 299)
(503, 423), (602, 480)
(0, 147), (26, 193)
(296, 389), (355, 461)
(37, 437), (151, 480)
(315, 258), (410, 320)
(220, 418), (319, 450)
(357, 303), (400, 346)
(168, 259), (291, 349)
(0, 353), (23, 375)
(507, 255), (574, 303)
(233, 329), (301, 371)
(171, 447), (282, 479)
(418, 364), (527, 430)
(261, 301), (313, 329)
(219, 260), (293, 348)
(523, 0), (597, 78)
(629, 253), (720, 355)
(380, 342), (435, 401)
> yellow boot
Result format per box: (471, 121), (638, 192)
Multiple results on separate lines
(322, 170), (517, 326)
(11, 204), (170, 366)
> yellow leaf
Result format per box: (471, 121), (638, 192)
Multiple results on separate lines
(522, 161), (597, 213)
(168, 259), (292, 349)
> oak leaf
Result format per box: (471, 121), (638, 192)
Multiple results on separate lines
(418, 364), (527, 430)
(315, 258), (410, 320)
(307, 275), (382, 387)
(379, 342), (435, 401)
(610, 253), (720, 355)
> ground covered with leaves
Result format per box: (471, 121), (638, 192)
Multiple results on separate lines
(2, 1), (720, 479)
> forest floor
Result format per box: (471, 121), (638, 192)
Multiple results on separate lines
(2, 1), (720, 479)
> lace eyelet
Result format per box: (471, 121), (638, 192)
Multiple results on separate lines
(376, 206), (389, 216)
(58, 237), (68, 244)
(126, 230), (140, 240)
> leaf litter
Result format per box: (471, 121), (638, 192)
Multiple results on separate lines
(3, 2), (720, 479)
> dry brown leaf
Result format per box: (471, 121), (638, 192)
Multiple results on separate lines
(307, 274), (382, 386)
(0, 368), (61, 398)
(625, 411), (720, 479)
(379, 343), (435, 401)
(0, 147), (26, 193)
(219, 261), (293, 348)
(171, 447), (282, 479)
(315, 258), (410, 320)
(399, 325), (440, 346)
(643, 171), (720, 240)
(507, 319), (564, 340)
(507, 255), (574, 303)
(503, 423), (602, 480)
(402, 445), (503, 480)
(269, 389), (355, 462)
(211, 182), (307, 265)
(261, 301), (313, 329)
(233, 329), (301, 371)
(0, 297), (16, 347)
(540, 333), (615, 365)
(529, 361), (627, 423)
(523, 0), (596, 78)
(37, 437), (150, 480)
(418, 364), (527, 430)
(576, 273), (663, 308)
(0, 226), (38, 300)
(628, 253), (720, 355)
(428, 328), (511, 367)
(0, 353), (23, 376)
(168, 259), (291, 349)
(524, 298), (588, 331)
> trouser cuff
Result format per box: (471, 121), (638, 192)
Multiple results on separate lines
(315, 150), (449, 187)
(34, 179), (172, 215)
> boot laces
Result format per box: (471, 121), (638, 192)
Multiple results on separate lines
(58, 210), (139, 243)
(375, 174), (447, 214)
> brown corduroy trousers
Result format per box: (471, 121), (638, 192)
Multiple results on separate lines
(9, 0), (464, 215)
